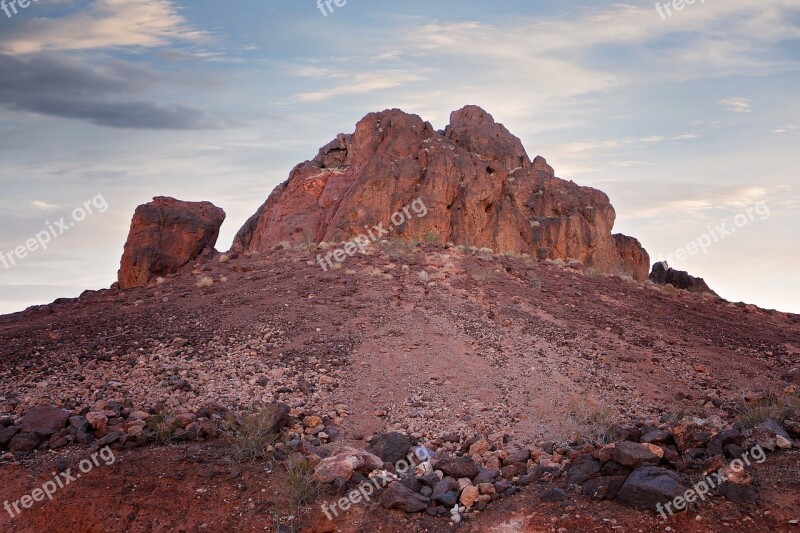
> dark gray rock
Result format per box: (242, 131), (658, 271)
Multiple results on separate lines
(367, 432), (413, 464)
(617, 465), (686, 510)
(503, 449), (530, 466)
(0, 425), (20, 447)
(582, 476), (627, 500)
(721, 483), (758, 505)
(473, 468), (500, 485)
(381, 482), (429, 513)
(566, 454), (601, 484)
(436, 456), (481, 479)
(517, 465), (543, 485)
(9, 432), (41, 453)
(541, 487), (569, 502)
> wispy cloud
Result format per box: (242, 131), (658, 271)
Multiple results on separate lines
(721, 97), (752, 113)
(0, 0), (207, 54)
(773, 124), (798, 133)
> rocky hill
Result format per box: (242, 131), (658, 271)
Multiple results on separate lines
(2, 107), (799, 533)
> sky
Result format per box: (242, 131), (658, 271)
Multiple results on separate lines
(0, 0), (798, 314)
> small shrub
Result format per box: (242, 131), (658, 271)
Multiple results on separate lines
(566, 394), (615, 444)
(423, 230), (441, 244)
(148, 407), (178, 445)
(283, 459), (319, 505)
(736, 389), (800, 428)
(220, 406), (280, 462)
(301, 229), (316, 252)
(218, 254), (230, 263)
(196, 276), (214, 288)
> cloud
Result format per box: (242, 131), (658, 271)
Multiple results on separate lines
(32, 200), (58, 210)
(720, 97), (752, 113)
(0, 0), (206, 54)
(294, 70), (426, 102)
(773, 124), (798, 133)
(0, 53), (224, 129)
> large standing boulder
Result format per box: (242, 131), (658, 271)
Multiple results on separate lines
(118, 197), (225, 289)
(233, 106), (650, 280)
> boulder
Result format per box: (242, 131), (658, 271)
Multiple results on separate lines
(9, 432), (41, 453)
(118, 196), (225, 289)
(0, 425), (20, 447)
(613, 441), (661, 467)
(617, 465), (686, 511)
(436, 456), (481, 480)
(380, 482), (429, 513)
(366, 432), (412, 464)
(312, 447), (383, 483)
(582, 476), (627, 500)
(566, 454), (601, 484)
(21, 406), (70, 437)
(233, 107), (650, 280)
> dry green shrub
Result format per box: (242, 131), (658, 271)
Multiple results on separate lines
(196, 276), (214, 288)
(148, 407), (179, 445)
(566, 394), (615, 444)
(219, 406), (280, 462)
(735, 389), (800, 428)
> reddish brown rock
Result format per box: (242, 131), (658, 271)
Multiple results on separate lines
(118, 197), (225, 289)
(234, 106), (649, 280)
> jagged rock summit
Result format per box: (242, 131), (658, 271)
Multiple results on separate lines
(233, 106), (650, 280)
(649, 261), (716, 295)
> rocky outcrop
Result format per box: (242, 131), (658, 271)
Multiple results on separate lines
(233, 106), (650, 280)
(118, 197), (225, 289)
(649, 261), (716, 294)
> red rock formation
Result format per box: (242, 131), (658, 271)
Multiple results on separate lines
(233, 106), (650, 280)
(118, 197), (225, 289)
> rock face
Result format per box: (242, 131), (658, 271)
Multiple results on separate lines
(118, 197), (226, 289)
(233, 106), (650, 280)
(649, 261), (715, 294)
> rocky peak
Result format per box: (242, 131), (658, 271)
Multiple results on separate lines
(444, 105), (531, 170)
(232, 106), (651, 280)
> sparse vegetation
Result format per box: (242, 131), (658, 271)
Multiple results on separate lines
(735, 389), (800, 428)
(218, 254), (230, 263)
(196, 276), (214, 288)
(423, 230), (441, 244)
(219, 406), (280, 462)
(283, 458), (319, 505)
(566, 393), (615, 444)
(301, 228), (316, 252)
(148, 407), (179, 445)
